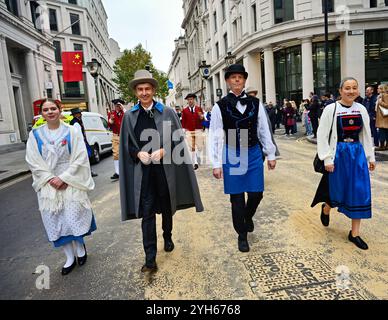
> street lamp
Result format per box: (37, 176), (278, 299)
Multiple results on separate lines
(87, 58), (102, 78)
(87, 58), (110, 113)
(225, 52), (236, 67)
(199, 60), (211, 110)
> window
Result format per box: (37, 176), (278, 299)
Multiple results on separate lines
(274, 46), (303, 103)
(252, 4), (258, 32)
(385, 0), (388, 6)
(5, 0), (19, 16)
(70, 13), (81, 35)
(223, 33), (228, 54)
(73, 43), (83, 52)
(313, 40), (341, 96)
(58, 71), (86, 98)
(221, 0), (226, 21)
(203, 0), (208, 11)
(49, 9), (58, 32)
(322, 0), (334, 13)
(100, 117), (109, 130)
(213, 12), (217, 32)
(370, 0), (377, 7)
(274, 0), (294, 24)
(30, 1), (41, 30)
(365, 29), (388, 86)
(215, 42), (219, 60)
(73, 43), (84, 65)
(53, 40), (62, 63)
(68, 0), (77, 4)
(233, 20), (238, 44)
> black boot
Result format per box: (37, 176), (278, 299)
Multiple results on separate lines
(238, 235), (250, 253)
(164, 239), (175, 253)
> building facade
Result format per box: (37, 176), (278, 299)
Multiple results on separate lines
(0, 0), (120, 147)
(177, 0), (388, 109)
(166, 36), (190, 109)
(0, 0), (60, 145)
(45, 0), (119, 115)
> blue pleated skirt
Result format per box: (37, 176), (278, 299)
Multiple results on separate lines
(53, 215), (97, 248)
(329, 142), (372, 219)
(223, 145), (264, 195)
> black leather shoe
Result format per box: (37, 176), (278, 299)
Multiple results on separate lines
(61, 258), (77, 276)
(111, 173), (119, 180)
(91, 171), (98, 177)
(348, 231), (369, 250)
(164, 239), (175, 252)
(77, 245), (87, 266)
(320, 204), (330, 227)
(194, 164), (199, 171)
(246, 218), (254, 233)
(141, 262), (158, 273)
(238, 238), (250, 253)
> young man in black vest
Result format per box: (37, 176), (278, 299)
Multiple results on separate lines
(209, 64), (277, 252)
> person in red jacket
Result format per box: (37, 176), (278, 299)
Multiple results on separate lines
(108, 99), (126, 180)
(181, 94), (204, 170)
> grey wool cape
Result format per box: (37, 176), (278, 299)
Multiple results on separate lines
(119, 102), (204, 221)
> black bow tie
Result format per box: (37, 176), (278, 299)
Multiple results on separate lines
(228, 92), (249, 107)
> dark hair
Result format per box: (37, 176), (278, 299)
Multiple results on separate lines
(39, 99), (62, 113)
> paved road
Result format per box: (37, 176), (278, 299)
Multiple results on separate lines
(1, 132), (387, 300)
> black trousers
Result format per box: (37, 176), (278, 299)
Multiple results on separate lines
(230, 193), (263, 240)
(311, 117), (319, 138)
(140, 164), (172, 265)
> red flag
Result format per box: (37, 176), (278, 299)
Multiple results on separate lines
(62, 51), (83, 82)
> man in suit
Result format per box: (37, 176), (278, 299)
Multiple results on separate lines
(119, 70), (204, 273)
(181, 94), (204, 170)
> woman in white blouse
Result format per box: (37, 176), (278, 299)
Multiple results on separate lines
(26, 99), (96, 275)
(311, 78), (376, 250)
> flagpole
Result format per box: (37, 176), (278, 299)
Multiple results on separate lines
(37, 19), (81, 50)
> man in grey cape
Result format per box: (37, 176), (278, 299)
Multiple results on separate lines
(119, 69), (204, 273)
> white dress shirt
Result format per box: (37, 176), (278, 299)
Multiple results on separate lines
(209, 92), (277, 169)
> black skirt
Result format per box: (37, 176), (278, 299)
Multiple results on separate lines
(311, 172), (333, 208)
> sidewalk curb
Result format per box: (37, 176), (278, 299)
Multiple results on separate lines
(0, 170), (31, 186)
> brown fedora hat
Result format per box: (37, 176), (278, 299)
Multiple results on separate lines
(129, 70), (158, 90)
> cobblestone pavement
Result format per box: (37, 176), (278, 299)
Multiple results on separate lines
(1, 132), (387, 300)
(143, 133), (388, 300)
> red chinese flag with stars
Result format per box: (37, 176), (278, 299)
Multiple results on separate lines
(62, 51), (83, 82)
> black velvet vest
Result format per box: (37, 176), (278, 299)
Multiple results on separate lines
(217, 95), (260, 148)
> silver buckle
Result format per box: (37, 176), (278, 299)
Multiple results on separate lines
(344, 138), (354, 143)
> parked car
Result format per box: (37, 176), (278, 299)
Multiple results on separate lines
(32, 112), (113, 164)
